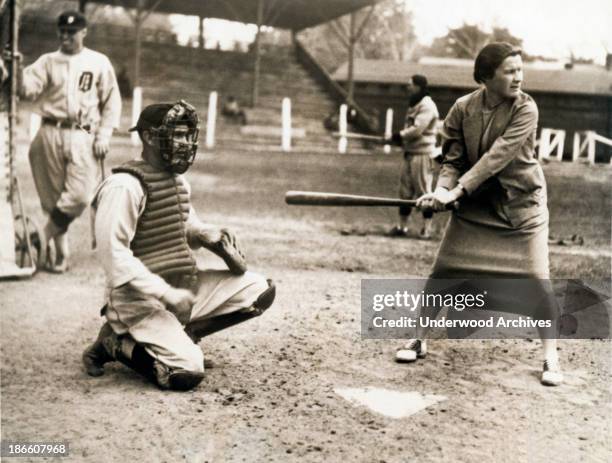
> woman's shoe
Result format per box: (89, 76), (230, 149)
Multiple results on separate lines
(540, 359), (563, 386)
(395, 339), (427, 363)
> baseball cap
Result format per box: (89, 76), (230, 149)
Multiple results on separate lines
(128, 103), (173, 132)
(57, 11), (87, 31)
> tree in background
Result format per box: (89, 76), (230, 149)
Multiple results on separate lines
(299, 0), (416, 73)
(20, 0), (173, 32)
(424, 23), (524, 59)
(351, 0), (416, 61)
(19, 0), (75, 19)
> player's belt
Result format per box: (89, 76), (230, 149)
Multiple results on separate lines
(41, 117), (91, 132)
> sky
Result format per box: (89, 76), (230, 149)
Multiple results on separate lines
(171, 0), (612, 64)
(408, 0), (612, 64)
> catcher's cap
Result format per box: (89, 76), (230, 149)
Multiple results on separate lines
(58, 11), (87, 31)
(128, 104), (174, 132)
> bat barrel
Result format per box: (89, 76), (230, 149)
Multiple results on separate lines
(285, 191), (417, 207)
(332, 132), (385, 141)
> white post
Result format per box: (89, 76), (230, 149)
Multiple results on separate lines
(338, 104), (347, 154)
(383, 108), (393, 154)
(281, 97), (291, 152)
(576, 133), (590, 163)
(587, 131), (595, 165)
(538, 128), (550, 160)
(206, 91), (217, 149)
(554, 130), (565, 161)
(29, 113), (40, 142)
(572, 132), (581, 161)
(131, 86), (142, 146)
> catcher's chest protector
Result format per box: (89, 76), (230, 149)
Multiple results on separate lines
(113, 160), (197, 289)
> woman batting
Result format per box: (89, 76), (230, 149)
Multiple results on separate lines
(395, 42), (563, 386)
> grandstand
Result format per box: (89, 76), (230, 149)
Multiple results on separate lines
(17, 2), (383, 155)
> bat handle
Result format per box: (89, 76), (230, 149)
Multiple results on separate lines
(419, 200), (459, 214)
(99, 157), (106, 180)
(446, 200), (460, 211)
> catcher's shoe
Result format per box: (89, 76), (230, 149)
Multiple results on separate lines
(168, 369), (205, 391)
(150, 358), (204, 391)
(540, 359), (563, 386)
(395, 339), (427, 363)
(82, 323), (115, 377)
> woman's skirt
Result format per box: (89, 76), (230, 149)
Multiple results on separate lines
(428, 197), (556, 320)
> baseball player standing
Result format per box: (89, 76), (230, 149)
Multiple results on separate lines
(388, 75), (439, 239)
(3, 10), (121, 272)
(82, 100), (275, 391)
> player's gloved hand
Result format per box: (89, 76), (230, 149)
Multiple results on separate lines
(417, 186), (462, 212)
(190, 228), (222, 247)
(162, 287), (195, 322)
(195, 227), (247, 275)
(93, 138), (109, 159)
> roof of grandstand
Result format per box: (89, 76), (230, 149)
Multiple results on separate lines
(85, 0), (382, 31)
(332, 58), (612, 96)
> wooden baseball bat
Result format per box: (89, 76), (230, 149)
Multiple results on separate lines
(90, 157), (107, 250)
(285, 191), (417, 207)
(285, 191), (458, 211)
(332, 132), (386, 141)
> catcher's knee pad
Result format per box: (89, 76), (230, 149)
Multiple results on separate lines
(185, 279), (276, 340)
(252, 278), (276, 313)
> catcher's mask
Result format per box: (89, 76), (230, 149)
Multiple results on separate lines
(144, 100), (199, 174)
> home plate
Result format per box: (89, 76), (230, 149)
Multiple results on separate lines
(334, 387), (447, 419)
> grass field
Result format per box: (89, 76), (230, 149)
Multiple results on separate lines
(186, 148), (611, 280)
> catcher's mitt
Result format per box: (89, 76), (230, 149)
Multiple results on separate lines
(199, 228), (247, 275)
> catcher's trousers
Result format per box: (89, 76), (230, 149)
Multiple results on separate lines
(105, 270), (268, 372)
(29, 124), (96, 218)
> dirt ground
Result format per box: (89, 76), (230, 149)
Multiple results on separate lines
(1, 142), (611, 463)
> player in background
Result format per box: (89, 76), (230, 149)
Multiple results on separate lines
(1, 10), (121, 272)
(388, 75), (440, 239)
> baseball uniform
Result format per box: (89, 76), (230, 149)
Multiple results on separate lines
(23, 47), (121, 217)
(93, 169), (268, 372)
(398, 95), (440, 201)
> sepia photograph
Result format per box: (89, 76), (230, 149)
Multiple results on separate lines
(0, 0), (610, 461)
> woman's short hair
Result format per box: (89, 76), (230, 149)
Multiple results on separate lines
(473, 42), (522, 83)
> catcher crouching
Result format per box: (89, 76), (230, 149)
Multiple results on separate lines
(82, 100), (275, 391)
